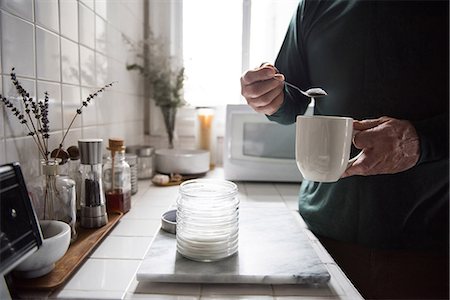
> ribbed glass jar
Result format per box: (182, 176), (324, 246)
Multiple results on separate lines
(176, 179), (239, 262)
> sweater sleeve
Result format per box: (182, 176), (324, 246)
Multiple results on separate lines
(411, 113), (449, 164)
(266, 1), (312, 125)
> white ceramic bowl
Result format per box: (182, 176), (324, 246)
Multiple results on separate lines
(155, 149), (210, 175)
(14, 220), (71, 278)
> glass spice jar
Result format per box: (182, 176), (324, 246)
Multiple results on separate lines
(103, 138), (132, 213)
(126, 145), (155, 179)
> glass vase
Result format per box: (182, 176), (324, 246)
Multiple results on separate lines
(28, 159), (78, 243)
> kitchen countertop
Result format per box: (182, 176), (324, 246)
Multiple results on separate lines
(15, 168), (363, 300)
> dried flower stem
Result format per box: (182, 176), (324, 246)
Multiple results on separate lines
(1, 68), (115, 163)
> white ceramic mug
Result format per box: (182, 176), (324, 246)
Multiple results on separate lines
(295, 115), (360, 182)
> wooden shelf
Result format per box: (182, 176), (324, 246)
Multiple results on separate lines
(13, 211), (123, 291)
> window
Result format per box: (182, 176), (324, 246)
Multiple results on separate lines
(183, 0), (299, 107)
(148, 0), (299, 140)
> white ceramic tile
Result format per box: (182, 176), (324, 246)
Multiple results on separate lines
(35, 0), (59, 32)
(275, 183), (301, 196)
(96, 52), (108, 85)
(133, 282), (201, 296)
(59, 0), (78, 42)
(95, 0), (107, 20)
(80, 0), (94, 10)
(272, 284), (335, 297)
(3, 75), (36, 138)
(1, 11), (35, 77)
(37, 81), (63, 131)
(81, 125), (98, 138)
(61, 258), (140, 291)
(78, 2), (95, 49)
(126, 293), (198, 300)
(62, 84), (81, 129)
(80, 46), (96, 87)
(90, 236), (152, 259)
(201, 284), (273, 296)
(36, 27), (61, 81)
(95, 15), (107, 54)
(283, 195), (299, 211)
(0, 0), (33, 21)
(110, 219), (160, 237)
(122, 202), (169, 221)
(54, 289), (126, 299)
(245, 183), (279, 196)
(5, 136), (40, 182)
(61, 38), (80, 85)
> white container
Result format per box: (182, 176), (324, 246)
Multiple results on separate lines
(155, 149), (210, 175)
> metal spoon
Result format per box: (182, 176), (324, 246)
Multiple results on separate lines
(273, 73), (327, 98)
(284, 81), (328, 98)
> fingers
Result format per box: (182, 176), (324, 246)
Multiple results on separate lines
(241, 64), (285, 115)
(241, 65), (277, 85)
(353, 116), (390, 131)
(352, 117), (390, 149)
(343, 117), (420, 178)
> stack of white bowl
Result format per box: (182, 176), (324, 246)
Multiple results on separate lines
(176, 179), (239, 262)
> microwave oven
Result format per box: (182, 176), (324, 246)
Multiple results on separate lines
(224, 104), (308, 182)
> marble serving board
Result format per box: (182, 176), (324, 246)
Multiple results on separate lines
(136, 205), (330, 285)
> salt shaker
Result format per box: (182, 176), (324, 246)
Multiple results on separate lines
(78, 139), (108, 228)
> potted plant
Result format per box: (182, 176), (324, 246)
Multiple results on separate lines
(124, 33), (185, 149)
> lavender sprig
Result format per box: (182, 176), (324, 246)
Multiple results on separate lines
(1, 67), (115, 163)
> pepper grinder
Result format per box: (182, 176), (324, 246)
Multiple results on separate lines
(78, 139), (108, 228)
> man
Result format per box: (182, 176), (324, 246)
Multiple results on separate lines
(240, 1), (449, 299)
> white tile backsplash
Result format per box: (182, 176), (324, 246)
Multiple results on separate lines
(0, 0), (33, 22)
(1, 11), (35, 77)
(35, 0), (59, 33)
(79, 2), (95, 49)
(0, 0), (145, 181)
(95, 15), (107, 54)
(59, 0), (78, 42)
(36, 27), (61, 81)
(80, 46), (96, 87)
(61, 37), (80, 85)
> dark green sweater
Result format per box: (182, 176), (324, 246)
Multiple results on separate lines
(269, 0), (449, 250)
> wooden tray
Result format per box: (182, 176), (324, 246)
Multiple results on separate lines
(13, 211), (123, 290)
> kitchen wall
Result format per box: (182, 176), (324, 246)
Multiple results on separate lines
(0, 0), (146, 182)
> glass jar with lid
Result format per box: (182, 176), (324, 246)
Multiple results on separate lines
(103, 138), (131, 213)
(176, 179), (239, 262)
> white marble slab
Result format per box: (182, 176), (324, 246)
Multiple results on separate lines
(136, 206), (330, 285)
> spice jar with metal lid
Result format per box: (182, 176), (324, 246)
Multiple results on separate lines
(103, 138), (132, 213)
(78, 139), (108, 228)
(126, 145), (155, 179)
